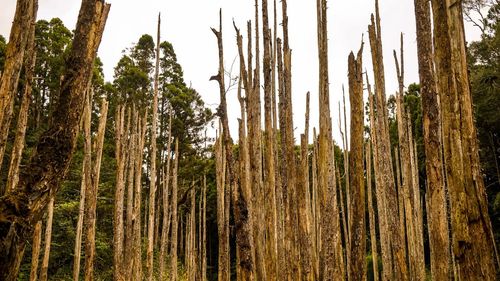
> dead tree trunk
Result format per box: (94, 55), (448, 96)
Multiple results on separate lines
(124, 107), (137, 276)
(6, 0), (38, 193)
(316, 0), (344, 279)
(347, 42), (366, 281)
(367, 1), (408, 279)
(0, 0), (36, 175)
(83, 98), (108, 281)
(146, 13), (161, 281)
(0, 1), (110, 279)
(170, 139), (179, 281)
(366, 142), (380, 281)
(431, 0), (497, 278)
(39, 197), (54, 281)
(30, 220), (42, 281)
(73, 89), (93, 281)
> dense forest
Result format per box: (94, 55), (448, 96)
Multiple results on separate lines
(0, 0), (499, 280)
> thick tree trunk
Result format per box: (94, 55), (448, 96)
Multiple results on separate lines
(6, 0), (38, 193)
(39, 197), (54, 281)
(0, 1), (110, 279)
(431, 0), (497, 279)
(316, 0), (344, 279)
(83, 98), (108, 281)
(146, 14), (161, 281)
(347, 43), (366, 281)
(0, 0), (35, 174)
(73, 90), (93, 281)
(170, 139), (179, 281)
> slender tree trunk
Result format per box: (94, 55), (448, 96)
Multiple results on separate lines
(0, 1), (110, 279)
(311, 129), (320, 279)
(347, 43), (367, 281)
(366, 142), (380, 281)
(30, 220), (42, 281)
(0, 0), (35, 174)
(125, 107), (137, 276)
(298, 132), (313, 281)
(317, 0), (344, 279)
(170, 139), (179, 281)
(113, 105), (127, 281)
(73, 89), (92, 281)
(39, 197), (55, 281)
(6, 0), (38, 193)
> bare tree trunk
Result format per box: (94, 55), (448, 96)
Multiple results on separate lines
(0, 1), (110, 279)
(125, 107), (137, 277)
(30, 220), (42, 281)
(366, 142), (380, 281)
(73, 89), (92, 281)
(6, 0), (38, 193)
(170, 139), (179, 281)
(202, 174), (207, 281)
(113, 105), (127, 281)
(298, 132), (313, 281)
(39, 197), (54, 281)
(316, 0), (344, 279)
(159, 110), (173, 280)
(311, 129), (320, 279)
(189, 188), (196, 281)
(84, 98), (109, 281)
(367, 1), (408, 279)
(0, 0), (35, 174)
(347, 43), (367, 281)
(431, 0), (497, 278)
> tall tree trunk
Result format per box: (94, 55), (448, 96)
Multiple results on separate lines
(146, 13), (161, 281)
(367, 1), (408, 279)
(170, 139), (179, 281)
(366, 142), (380, 281)
(159, 110), (173, 280)
(0, 1), (110, 279)
(125, 107), (137, 277)
(298, 132), (313, 281)
(347, 43), (366, 281)
(30, 220), (42, 281)
(73, 89), (92, 281)
(39, 197), (54, 281)
(0, 0), (35, 175)
(316, 0), (344, 279)
(431, 0), (497, 278)
(202, 174), (207, 281)
(113, 105), (127, 281)
(5, 0), (38, 193)
(83, 98), (109, 281)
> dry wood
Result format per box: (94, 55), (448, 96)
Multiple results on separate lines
(39, 197), (54, 281)
(170, 139), (179, 281)
(30, 220), (42, 281)
(366, 142), (380, 281)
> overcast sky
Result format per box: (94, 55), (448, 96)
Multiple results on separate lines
(0, 0), (481, 145)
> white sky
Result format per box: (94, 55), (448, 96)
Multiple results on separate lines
(0, 0), (481, 145)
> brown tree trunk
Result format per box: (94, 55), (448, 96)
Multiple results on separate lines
(347, 43), (366, 281)
(431, 0), (497, 279)
(298, 133), (313, 281)
(6, 0), (38, 193)
(0, 1), (110, 279)
(30, 220), (42, 281)
(124, 107), (137, 276)
(73, 90), (92, 281)
(39, 197), (54, 281)
(316, 0), (344, 279)
(366, 142), (380, 281)
(146, 13), (161, 281)
(0, 0), (36, 174)
(170, 139), (179, 281)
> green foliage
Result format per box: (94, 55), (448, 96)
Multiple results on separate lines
(0, 34), (6, 72)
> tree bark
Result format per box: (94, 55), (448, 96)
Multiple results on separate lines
(170, 139), (179, 281)
(30, 220), (42, 281)
(366, 142), (380, 281)
(0, 1), (110, 279)
(39, 197), (54, 281)
(347, 43), (366, 281)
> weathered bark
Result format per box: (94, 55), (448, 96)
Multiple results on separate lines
(347, 43), (366, 281)
(30, 220), (42, 281)
(170, 139), (179, 281)
(83, 98), (108, 281)
(316, 0), (344, 279)
(366, 142), (380, 281)
(39, 197), (54, 281)
(367, 1), (407, 279)
(6, 0), (38, 193)
(113, 104), (127, 281)
(431, 0), (497, 279)
(73, 90), (93, 281)
(159, 110), (173, 280)
(124, 107), (137, 276)
(146, 13), (161, 281)
(0, 1), (110, 279)
(202, 174), (207, 281)
(311, 129), (320, 279)
(0, 0), (35, 174)
(298, 133), (313, 281)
